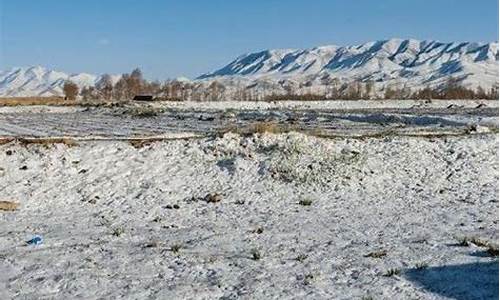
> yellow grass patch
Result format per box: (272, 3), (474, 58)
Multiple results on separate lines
(0, 97), (72, 106)
(0, 201), (19, 211)
(0, 137), (79, 146)
(0, 97), (127, 107)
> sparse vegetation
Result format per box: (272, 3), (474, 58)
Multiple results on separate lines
(17, 137), (78, 147)
(204, 193), (222, 203)
(415, 262), (429, 270)
(220, 122), (328, 138)
(86, 72), (497, 102)
(170, 243), (182, 254)
(453, 236), (499, 257)
(295, 254), (308, 262)
(469, 237), (491, 248)
(220, 122), (290, 136)
(303, 273), (315, 285)
(112, 227), (125, 237)
(364, 250), (387, 258)
(456, 236), (470, 246)
(298, 198), (313, 206)
(0, 97), (73, 106)
(0, 201), (19, 211)
(123, 106), (163, 118)
(250, 248), (261, 260)
(487, 244), (499, 257)
(129, 137), (163, 149)
(252, 227), (264, 234)
(259, 135), (365, 185)
(152, 216), (162, 223)
(383, 268), (401, 277)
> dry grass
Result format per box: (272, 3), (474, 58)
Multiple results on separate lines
(18, 137), (78, 147)
(250, 122), (283, 134)
(415, 262), (429, 270)
(250, 248), (262, 260)
(487, 244), (499, 257)
(454, 236), (499, 257)
(219, 121), (326, 137)
(0, 97), (70, 106)
(220, 122), (284, 135)
(0, 201), (19, 211)
(383, 268), (401, 277)
(122, 107), (164, 118)
(298, 198), (313, 206)
(364, 250), (387, 258)
(469, 237), (491, 248)
(170, 243), (183, 254)
(112, 227), (125, 237)
(128, 138), (164, 149)
(0, 97), (129, 107)
(0, 137), (79, 146)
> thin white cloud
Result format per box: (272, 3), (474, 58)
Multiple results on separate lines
(98, 38), (110, 46)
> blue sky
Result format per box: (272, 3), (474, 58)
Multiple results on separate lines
(1, 0), (498, 79)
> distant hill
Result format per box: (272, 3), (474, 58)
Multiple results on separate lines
(198, 38), (499, 93)
(1, 39), (497, 97)
(0, 66), (119, 97)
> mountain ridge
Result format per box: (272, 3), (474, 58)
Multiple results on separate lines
(0, 38), (498, 97)
(198, 38), (498, 88)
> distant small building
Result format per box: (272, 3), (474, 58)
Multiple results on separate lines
(133, 95), (154, 101)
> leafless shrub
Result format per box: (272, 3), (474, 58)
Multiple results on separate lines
(112, 227), (125, 237)
(415, 262), (429, 270)
(298, 198), (313, 206)
(383, 268), (401, 277)
(63, 81), (79, 100)
(364, 250), (387, 258)
(250, 248), (261, 260)
(170, 243), (182, 254)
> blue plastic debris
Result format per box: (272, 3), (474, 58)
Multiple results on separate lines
(26, 236), (43, 245)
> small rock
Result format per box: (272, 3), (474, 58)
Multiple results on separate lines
(143, 241), (160, 248)
(26, 236), (43, 246)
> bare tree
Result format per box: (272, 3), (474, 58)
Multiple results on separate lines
(96, 74), (114, 100)
(113, 75), (129, 101)
(128, 68), (145, 96)
(63, 81), (79, 100)
(364, 81), (374, 99)
(208, 81), (226, 101)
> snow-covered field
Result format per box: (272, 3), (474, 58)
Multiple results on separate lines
(154, 99), (499, 111)
(0, 100), (497, 139)
(0, 101), (498, 299)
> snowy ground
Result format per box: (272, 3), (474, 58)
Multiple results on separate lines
(0, 100), (497, 139)
(0, 101), (498, 299)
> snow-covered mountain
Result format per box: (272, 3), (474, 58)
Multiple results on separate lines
(198, 38), (499, 92)
(0, 66), (118, 97)
(1, 39), (498, 97)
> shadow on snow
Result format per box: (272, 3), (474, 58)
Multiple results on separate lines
(405, 261), (499, 300)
